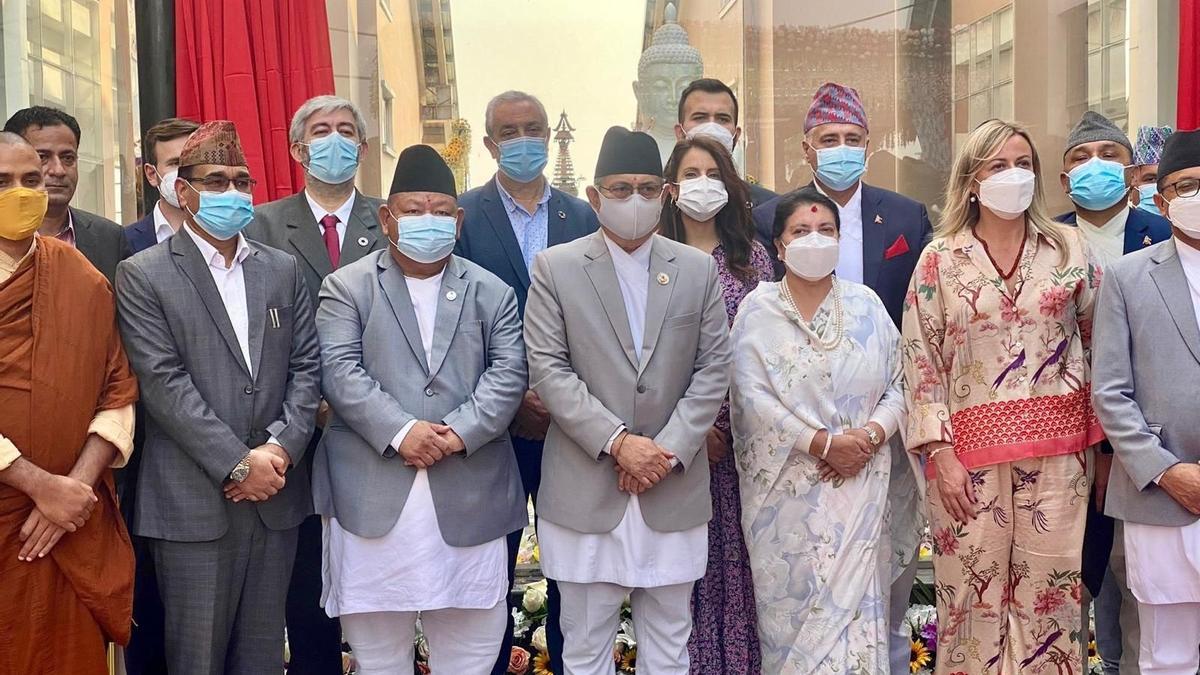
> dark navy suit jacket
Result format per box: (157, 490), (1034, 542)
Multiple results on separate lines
(125, 212), (159, 255)
(1058, 206), (1172, 596)
(455, 177), (599, 317)
(753, 182), (934, 327)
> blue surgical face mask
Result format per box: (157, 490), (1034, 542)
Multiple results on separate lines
(813, 144), (867, 191)
(497, 136), (548, 183)
(1067, 157), (1129, 211)
(186, 184), (254, 240)
(389, 211), (457, 264)
(1135, 184), (1161, 216)
(304, 133), (360, 185)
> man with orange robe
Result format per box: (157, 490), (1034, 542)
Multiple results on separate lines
(0, 131), (138, 674)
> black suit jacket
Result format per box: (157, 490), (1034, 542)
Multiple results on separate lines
(71, 207), (131, 284)
(124, 212), (159, 255)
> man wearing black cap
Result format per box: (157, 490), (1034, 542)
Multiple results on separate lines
(313, 144), (528, 672)
(524, 127), (731, 675)
(1092, 128), (1200, 674)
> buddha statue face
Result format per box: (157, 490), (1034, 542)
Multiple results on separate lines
(633, 62), (703, 139)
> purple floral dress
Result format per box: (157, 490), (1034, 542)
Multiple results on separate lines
(687, 241), (773, 675)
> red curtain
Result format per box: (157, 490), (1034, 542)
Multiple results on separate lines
(1182, 0), (1200, 129)
(175, 0), (335, 202)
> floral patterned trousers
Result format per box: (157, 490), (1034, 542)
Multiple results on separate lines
(929, 452), (1090, 675)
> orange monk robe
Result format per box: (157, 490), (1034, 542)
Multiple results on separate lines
(0, 237), (138, 675)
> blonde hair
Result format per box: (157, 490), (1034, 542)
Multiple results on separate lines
(937, 119), (1068, 260)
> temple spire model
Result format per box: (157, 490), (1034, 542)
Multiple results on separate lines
(552, 110), (579, 196)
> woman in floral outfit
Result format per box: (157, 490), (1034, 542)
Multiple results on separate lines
(902, 119), (1104, 674)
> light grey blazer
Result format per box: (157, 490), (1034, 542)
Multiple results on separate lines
(1092, 238), (1200, 527)
(524, 231), (732, 534)
(115, 231), (322, 542)
(313, 252), (528, 546)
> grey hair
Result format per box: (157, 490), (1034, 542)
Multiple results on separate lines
(289, 95), (368, 144)
(484, 91), (548, 138)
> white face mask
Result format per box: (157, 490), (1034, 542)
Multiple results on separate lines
(976, 167), (1036, 220)
(595, 193), (663, 241)
(784, 232), (839, 281)
(685, 122), (736, 154)
(1167, 193), (1200, 239)
(674, 176), (728, 222)
(156, 167), (181, 208)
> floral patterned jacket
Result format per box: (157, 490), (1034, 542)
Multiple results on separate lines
(901, 225), (1105, 472)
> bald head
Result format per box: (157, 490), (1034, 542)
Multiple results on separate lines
(0, 131), (34, 149)
(0, 133), (45, 193)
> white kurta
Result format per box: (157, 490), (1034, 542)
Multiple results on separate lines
(1076, 207), (1129, 265)
(537, 233), (709, 589)
(1123, 238), (1200, 606)
(816, 181), (865, 284)
(322, 270), (507, 616)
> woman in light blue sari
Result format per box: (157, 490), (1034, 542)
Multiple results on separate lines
(731, 187), (912, 674)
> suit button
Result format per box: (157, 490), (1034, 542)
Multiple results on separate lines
(425, 388), (434, 397)
(637, 384), (646, 393)
(243, 385), (253, 395)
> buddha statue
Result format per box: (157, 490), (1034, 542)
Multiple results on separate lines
(633, 3), (703, 163)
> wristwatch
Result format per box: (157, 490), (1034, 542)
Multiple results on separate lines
(230, 453), (252, 483)
(862, 425), (881, 446)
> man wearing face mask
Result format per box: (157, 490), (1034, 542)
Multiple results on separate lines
(1091, 128), (1200, 675)
(524, 126), (731, 675)
(245, 94), (385, 675)
(0, 132), (138, 675)
(126, 118), (200, 254)
(314, 144), (527, 673)
(1054, 111), (1172, 675)
(1129, 125), (1174, 217)
(115, 120), (321, 674)
(456, 90), (598, 675)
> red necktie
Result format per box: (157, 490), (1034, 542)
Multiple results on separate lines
(321, 214), (341, 269)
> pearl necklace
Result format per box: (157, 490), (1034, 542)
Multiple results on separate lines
(780, 278), (844, 351)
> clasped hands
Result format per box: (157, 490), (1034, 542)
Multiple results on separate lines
(612, 431), (675, 495)
(225, 443), (291, 503)
(398, 421), (466, 469)
(815, 428), (879, 483)
(18, 473), (99, 562)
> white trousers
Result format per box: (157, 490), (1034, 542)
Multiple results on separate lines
(558, 580), (694, 675)
(340, 600), (507, 675)
(1136, 601), (1200, 675)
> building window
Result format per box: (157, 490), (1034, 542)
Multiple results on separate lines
(952, 5), (1013, 146)
(1088, 0), (1128, 131)
(381, 83), (396, 154)
(423, 122), (446, 146)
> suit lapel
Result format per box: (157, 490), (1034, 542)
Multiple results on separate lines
(283, 193), (335, 280)
(243, 249), (266, 379)
(377, 254), (429, 374)
(171, 232), (252, 377)
(1123, 208), (1151, 255)
(638, 239), (679, 376)
(1149, 240), (1200, 366)
(426, 258), (468, 382)
(860, 184), (886, 291)
(482, 179), (532, 289)
(582, 233), (639, 370)
(546, 190), (574, 247)
(341, 190), (382, 267)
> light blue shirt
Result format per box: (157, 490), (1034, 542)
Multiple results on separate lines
(495, 177), (551, 271)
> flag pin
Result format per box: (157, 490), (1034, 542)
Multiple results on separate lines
(558, 210), (567, 220)
(446, 290), (458, 301)
(1143, 236), (1152, 246)
(874, 215), (883, 224)
(657, 273), (670, 285)
(358, 236), (369, 247)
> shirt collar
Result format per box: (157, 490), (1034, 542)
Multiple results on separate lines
(182, 222), (251, 270)
(152, 202), (176, 242)
(495, 176), (551, 216)
(1076, 206), (1130, 236)
(1175, 236), (1200, 273)
(305, 190), (356, 227)
(53, 210), (76, 245)
(602, 230), (654, 270)
(814, 181), (863, 214)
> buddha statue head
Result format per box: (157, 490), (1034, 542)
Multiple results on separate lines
(633, 3), (703, 162)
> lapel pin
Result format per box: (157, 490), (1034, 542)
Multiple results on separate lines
(557, 210), (567, 220)
(874, 215), (883, 224)
(357, 236), (369, 247)
(657, 273), (670, 285)
(446, 290), (458, 301)
(1143, 235), (1152, 247)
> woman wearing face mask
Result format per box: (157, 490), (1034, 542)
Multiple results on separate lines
(729, 187), (906, 673)
(902, 119), (1104, 674)
(659, 136), (772, 675)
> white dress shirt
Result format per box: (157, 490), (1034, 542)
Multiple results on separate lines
(1076, 207), (1129, 265)
(152, 202), (176, 244)
(537, 232), (709, 589)
(306, 190), (355, 250)
(321, 269), (508, 616)
(182, 225), (253, 372)
(816, 182), (865, 283)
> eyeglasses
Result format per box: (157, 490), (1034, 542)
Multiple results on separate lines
(597, 182), (665, 200)
(186, 175), (258, 194)
(1164, 177), (1200, 200)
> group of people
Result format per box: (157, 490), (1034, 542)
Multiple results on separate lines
(0, 75), (1197, 675)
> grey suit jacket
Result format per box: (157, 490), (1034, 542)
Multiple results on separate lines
(115, 231), (322, 542)
(245, 189), (386, 306)
(313, 252), (528, 545)
(524, 231), (732, 534)
(1092, 238), (1200, 527)
(71, 207), (130, 284)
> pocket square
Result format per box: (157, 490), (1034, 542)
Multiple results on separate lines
(884, 235), (910, 260)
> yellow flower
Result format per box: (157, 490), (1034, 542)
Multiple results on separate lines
(620, 647), (637, 671)
(911, 639), (931, 673)
(533, 651), (554, 675)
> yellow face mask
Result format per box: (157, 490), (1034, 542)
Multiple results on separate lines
(0, 187), (48, 241)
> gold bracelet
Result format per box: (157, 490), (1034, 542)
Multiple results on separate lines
(926, 445), (952, 461)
